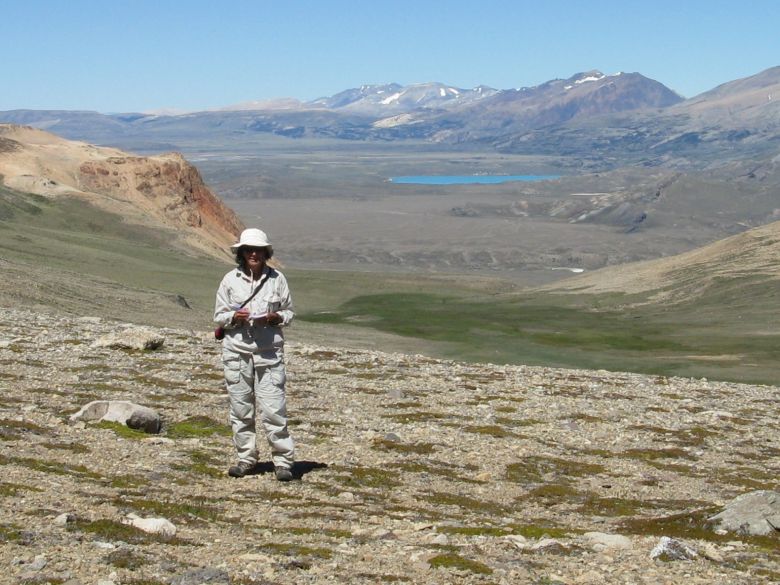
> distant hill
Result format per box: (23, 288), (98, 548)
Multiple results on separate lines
(0, 124), (243, 259)
(541, 218), (780, 303)
(1, 66), (777, 168)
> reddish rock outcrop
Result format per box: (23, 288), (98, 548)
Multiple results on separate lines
(78, 153), (244, 255)
(0, 124), (243, 259)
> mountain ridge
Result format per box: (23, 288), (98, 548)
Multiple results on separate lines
(0, 124), (243, 259)
(3, 66), (777, 168)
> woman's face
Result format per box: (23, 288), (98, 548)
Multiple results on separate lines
(242, 246), (267, 274)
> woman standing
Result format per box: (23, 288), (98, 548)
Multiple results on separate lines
(214, 228), (295, 481)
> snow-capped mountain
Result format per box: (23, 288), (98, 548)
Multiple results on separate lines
(309, 82), (498, 114)
(6, 67), (780, 166)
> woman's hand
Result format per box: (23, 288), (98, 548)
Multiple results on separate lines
(264, 312), (282, 326)
(232, 308), (250, 325)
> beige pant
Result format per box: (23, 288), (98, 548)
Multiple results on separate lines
(223, 351), (294, 469)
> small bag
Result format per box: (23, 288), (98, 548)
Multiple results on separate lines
(214, 270), (273, 341)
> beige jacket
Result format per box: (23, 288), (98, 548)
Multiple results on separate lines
(214, 266), (294, 365)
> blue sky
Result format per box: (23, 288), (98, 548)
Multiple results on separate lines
(3, 0), (778, 112)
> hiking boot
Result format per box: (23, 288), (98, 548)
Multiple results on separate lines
(275, 466), (293, 482)
(228, 461), (255, 478)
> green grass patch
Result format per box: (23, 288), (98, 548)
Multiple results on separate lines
(113, 496), (222, 523)
(0, 481), (44, 497)
(621, 447), (696, 461)
(0, 418), (50, 440)
(463, 424), (519, 438)
(261, 542), (333, 559)
(0, 522), (25, 543)
(295, 273), (780, 385)
(620, 508), (780, 551)
(166, 416), (231, 439)
(437, 525), (512, 537)
(0, 453), (102, 480)
(506, 456), (606, 483)
(67, 518), (179, 544)
(422, 491), (508, 516)
(93, 420), (150, 439)
(108, 475), (151, 489)
(41, 441), (90, 454)
(508, 523), (571, 539)
(300, 292), (689, 370)
(106, 547), (150, 570)
(334, 465), (403, 489)
(174, 449), (225, 478)
(428, 553), (492, 575)
(382, 411), (448, 423)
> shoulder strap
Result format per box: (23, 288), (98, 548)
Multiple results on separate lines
(236, 269), (275, 309)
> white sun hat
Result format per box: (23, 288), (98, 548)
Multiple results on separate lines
(230, 228), (272, 251)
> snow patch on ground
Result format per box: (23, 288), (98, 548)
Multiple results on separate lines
(575, 74), (606, 85)
(381, 92), (403, 105)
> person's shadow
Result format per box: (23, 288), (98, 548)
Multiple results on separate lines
(253, 461), (327, 480)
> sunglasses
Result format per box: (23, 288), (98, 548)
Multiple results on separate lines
(242, 246), (267, 255)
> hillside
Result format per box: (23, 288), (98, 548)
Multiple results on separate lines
(541, 219), (780, 302)
(1, 307), (778, 584)
(0, 124), (243, 259)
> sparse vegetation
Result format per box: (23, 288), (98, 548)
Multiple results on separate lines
(67, 518), (178, 544)
(93, 420), (150, 439)
(166, 416), (231, 439)
(428, 553), (493, 575)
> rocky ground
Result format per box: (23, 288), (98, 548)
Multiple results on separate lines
(1, 307), (779, 585)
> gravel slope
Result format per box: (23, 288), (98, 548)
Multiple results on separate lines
(1, 308), (778, 584)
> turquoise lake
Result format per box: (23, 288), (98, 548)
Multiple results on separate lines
(390, 174), (561, 185)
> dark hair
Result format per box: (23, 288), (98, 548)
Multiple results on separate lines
(235, 246), (274, 274)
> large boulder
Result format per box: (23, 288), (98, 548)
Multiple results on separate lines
(123, 513), (176, 537)
(709, 490), (780, 536)
(94, 327), (165, 351)
(70, 400), (162, 434)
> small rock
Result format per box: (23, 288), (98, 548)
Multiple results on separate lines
(54, 513), (76, 526)
(387, 388), (405, 400)
(145, 436), (175, 445)
(337, 542), (356, 554)
(239, 553), (272, 562)
(431, 533), (449, 545)
(338, 491), (355, 502)
(29, 555), (47, 571)
(504, 534), (529, 549)
(372, 528), (396, 540)
(170, 568), (230, 585)
(172, 294), (192, 309)
(531, 538), (569, 554)
(383, 432), (401, 442)
(583, 532), (633, 551)
(650, 536), (698, 561)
